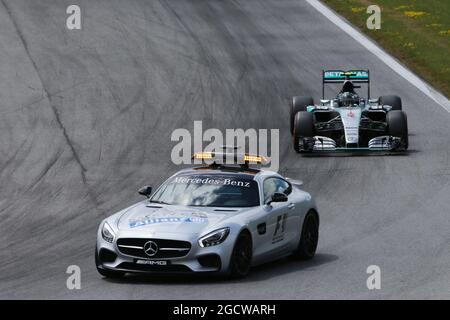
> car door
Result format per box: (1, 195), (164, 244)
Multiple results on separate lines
(261, 177), (292, 258)
(271, 178), (301, 249)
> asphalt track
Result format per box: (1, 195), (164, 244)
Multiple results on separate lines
(0, 0), (449, 299)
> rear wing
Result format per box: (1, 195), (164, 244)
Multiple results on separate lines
(322, 69), (370, 99)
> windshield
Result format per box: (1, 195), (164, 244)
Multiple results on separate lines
(150, 174), (260, 208)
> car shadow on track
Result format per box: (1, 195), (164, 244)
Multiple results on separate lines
(102, 253), (338, 285)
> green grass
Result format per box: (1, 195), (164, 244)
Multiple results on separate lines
(321, 0), (450, 98)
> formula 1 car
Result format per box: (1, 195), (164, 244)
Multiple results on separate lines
(290, 70), (408, 153)
(95, 150), (319, 278)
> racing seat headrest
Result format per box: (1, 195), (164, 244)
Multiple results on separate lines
(341, 80), (356, 94)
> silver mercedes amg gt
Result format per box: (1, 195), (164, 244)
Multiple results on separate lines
(95, 152), (319, 278)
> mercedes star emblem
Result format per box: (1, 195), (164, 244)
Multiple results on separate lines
(143, 240), (158, 257)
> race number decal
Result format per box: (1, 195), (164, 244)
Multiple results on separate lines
(272, 213), (287, 244)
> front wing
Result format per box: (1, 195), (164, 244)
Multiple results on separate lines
(298, 135), (406, 152)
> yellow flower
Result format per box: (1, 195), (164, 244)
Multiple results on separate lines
(403, 42), (416, 48)
(351, 7), (365, 13)
(404, 11), (427, 18)
(438, 30), (450, 36)
(395, 5), (411, 10)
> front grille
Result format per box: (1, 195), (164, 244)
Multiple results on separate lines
(116, 262), (192, 273)
(116, 238), (191, 259)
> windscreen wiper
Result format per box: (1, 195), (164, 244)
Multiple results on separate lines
(149, 200), (171, 205)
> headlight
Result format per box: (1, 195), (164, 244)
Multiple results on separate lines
(198, 227), (230, 247)
(101, 222), (115, 243)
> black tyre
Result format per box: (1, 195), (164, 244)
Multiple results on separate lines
(379, 95), (402, 110)
(387, 110), (408, 149)
(229, 231), (252, 278)
(293, 211), (319, 260)
(95, 246), (125, 279)
(293, 111), (314, 153)
(290, 96), (314, 134)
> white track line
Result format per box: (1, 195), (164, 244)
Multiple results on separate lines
(306, 0), (450, 112)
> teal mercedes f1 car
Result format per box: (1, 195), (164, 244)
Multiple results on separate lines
(290, 70), (408, 153)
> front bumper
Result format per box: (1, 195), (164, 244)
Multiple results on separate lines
(298, 135), (406, 152)
(96, 230), (235, 274)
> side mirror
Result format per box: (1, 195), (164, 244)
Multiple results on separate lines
(268, 192), (288, 205)
(138, 185), (152, 198)
(285, 177), (303, 187)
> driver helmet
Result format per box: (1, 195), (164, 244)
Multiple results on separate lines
(337, 91), (360, 107)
